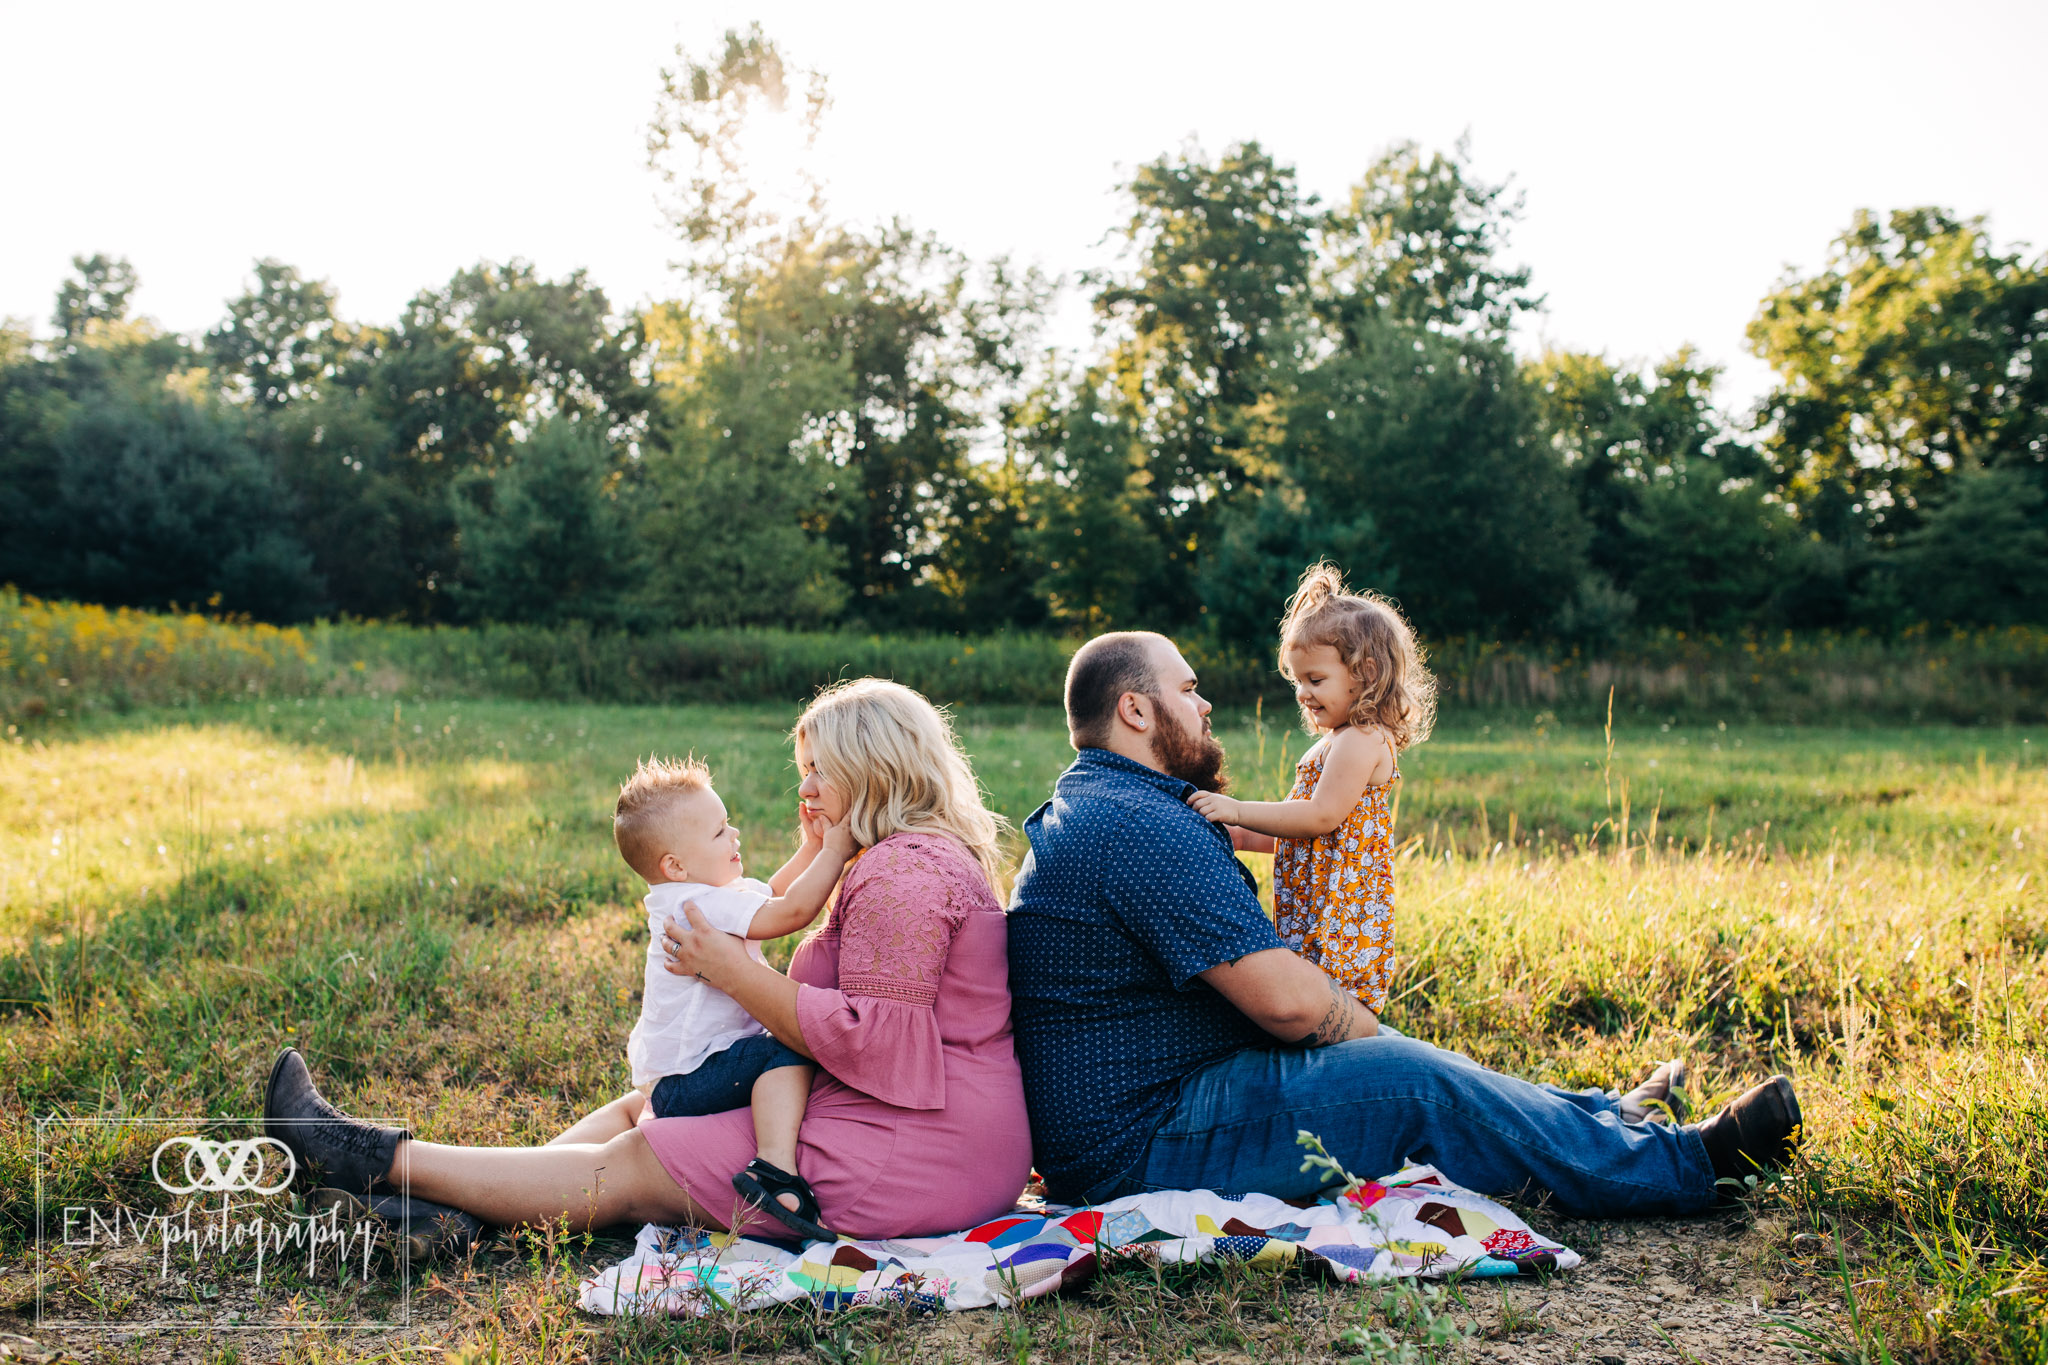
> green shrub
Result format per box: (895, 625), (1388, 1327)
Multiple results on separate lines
(8, 590), (2048, 726)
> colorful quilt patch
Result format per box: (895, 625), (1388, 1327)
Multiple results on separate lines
(578, 1164), (1579, 1318)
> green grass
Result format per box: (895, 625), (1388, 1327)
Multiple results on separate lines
(2, 698), (2044, 1361)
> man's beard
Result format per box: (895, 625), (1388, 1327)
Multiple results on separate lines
(1151, 703), (1229, 793)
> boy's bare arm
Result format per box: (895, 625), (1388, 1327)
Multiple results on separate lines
(749, 829), (854, 939)
(766, 841), (820, 898)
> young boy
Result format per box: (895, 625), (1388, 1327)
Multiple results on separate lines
(613, 756), (851, 1241)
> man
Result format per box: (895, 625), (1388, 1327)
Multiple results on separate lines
(1006, 631), (1800, 1213)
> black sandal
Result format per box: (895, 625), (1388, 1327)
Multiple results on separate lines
(732, 1158), (838, 1243)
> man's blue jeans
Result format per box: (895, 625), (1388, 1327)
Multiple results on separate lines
(1103, 1032), (1719, 1217)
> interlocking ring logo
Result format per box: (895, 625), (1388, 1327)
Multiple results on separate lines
(151, 1135), (296, 1195)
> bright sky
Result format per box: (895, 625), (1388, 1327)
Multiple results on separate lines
(4, 0), (2043, 412)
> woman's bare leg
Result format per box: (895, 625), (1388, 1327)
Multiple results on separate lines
(546, 1090), (646, 1146)
(391, 1127), (718, 1231)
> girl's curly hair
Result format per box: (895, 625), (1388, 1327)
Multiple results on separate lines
(1278, 562), (1437, 751)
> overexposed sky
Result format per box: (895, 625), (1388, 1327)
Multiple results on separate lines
(4, 0), (2044, 412)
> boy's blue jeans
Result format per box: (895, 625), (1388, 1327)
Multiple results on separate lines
(1100, 1030), (1720, 1217)
(649, 1034), (808, 1120)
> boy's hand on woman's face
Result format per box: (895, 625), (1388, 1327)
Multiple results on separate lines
(818, 815), (857, 860)
(1187, 790), (1239, 824)
(797, 800), (827, 848)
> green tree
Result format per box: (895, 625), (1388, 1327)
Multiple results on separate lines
(816, 232), (1048, 624)
(52, 253), (139, 341)
(1748, 208), (2048, 542)
(0, 325), (67, 591)
(1196, 475), (1388, 647)
(208, 259), (338, 407)
(1321, 138), (1538, 341)
(1023, 380), (1169, 630)
(427, 261), (650, 435)
(451, 418), (639, 625)
(1529, 348), (1792, 632)
(634, 296), (847, 628)
(258, 390), (423, 620)
(4, 262), (238, 606)
(646, 22), (829, 289)
(1283, 149), (1580, 640)
(246, 259), (653, 619)
(1091, 141), (1315, 621)
(43, 387), (320, 619)
(1289, 318), (1586, 637)
(1885, 468), (2048, 626)
(646, 28), (1046, 627)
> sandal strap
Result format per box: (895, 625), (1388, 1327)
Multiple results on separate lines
(739, 1158), (824, 1222)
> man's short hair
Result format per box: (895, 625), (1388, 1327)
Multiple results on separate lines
(1065, 632), (1166, 750)
(614, 755), (710, 881)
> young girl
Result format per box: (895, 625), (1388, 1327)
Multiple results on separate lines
(1189, 562), (1436, 1016)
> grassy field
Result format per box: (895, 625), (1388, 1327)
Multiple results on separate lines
(10, 586), (2048, 726)
(1, 697), (2044, 1363)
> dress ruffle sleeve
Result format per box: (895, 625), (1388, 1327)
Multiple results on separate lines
(795, 837), (969, 1110)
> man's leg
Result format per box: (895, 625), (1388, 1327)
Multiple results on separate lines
(1376, 1023), (1618, 1116)
(1133, 1035), (1719, 1217)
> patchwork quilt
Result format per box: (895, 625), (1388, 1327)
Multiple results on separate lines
(577, 1164), (1578, 1318)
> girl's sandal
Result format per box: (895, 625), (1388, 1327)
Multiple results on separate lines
(732, 1158), (838, 1243)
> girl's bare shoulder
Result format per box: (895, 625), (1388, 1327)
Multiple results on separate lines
(1328, 723), (1394, 761)
(1326, 724), (1396, 785)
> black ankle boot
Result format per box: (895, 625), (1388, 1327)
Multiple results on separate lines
(263, 1048), (407, 1197)
(1692, 1074), (1803, 1190)
(308, 1187), (484, 1262)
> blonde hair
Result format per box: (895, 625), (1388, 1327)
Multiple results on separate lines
(614, 754), (711, 882)
(795, 678), (1009, 891)
(1278, 562), (1437, 751)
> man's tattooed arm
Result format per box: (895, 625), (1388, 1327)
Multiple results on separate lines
(1197, 949), (1379, 1045)
(1296, 976), (1362, 1047)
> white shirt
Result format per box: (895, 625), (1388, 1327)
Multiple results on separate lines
(626, 878), (772, 1086)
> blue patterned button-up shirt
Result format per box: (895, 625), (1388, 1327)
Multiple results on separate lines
(1007, 748), (1285, 1202)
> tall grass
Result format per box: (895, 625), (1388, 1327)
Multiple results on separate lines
(0, 588), (316, 723)
(6, 590), (2047, 727)
(1432, 626), (2048, 724)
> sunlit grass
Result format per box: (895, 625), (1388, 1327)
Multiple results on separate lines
(1, 698), (2043, 1361)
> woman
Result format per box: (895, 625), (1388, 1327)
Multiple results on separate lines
(263, 679), (1034, 1239)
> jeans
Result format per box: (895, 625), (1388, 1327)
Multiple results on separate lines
(649, 1034), (809, 1119)
(1107, 1031), (1718, 1217)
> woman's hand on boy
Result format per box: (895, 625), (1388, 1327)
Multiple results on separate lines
(661, 902), (748, 985)
(1187, 791), (1241, 825)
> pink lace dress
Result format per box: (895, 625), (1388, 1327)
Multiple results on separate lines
(636, 831), (1033, 1238)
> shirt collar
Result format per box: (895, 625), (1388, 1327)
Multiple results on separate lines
(1070, 746), (1198, 802)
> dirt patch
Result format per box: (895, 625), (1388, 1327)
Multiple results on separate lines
(0, 1212), (1842, 1363)
(1460, 1215), (1823, 1363)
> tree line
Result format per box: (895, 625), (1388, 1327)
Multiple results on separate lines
(4, 29), (2044, 648)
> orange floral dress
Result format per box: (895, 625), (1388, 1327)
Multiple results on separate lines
(1272, 738), (1398, 1012)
